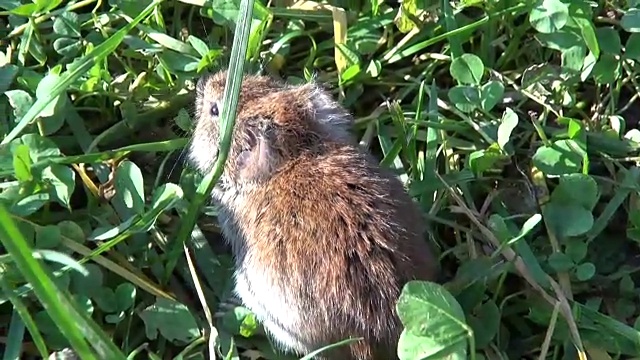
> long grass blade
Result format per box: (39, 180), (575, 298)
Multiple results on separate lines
(164, 0), (256, 281)
(3, 308), (26, 360)
(0, 204), (127, 359)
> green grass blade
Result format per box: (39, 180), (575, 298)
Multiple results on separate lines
(0, 279), (49, 358)
(0, 204), (96, 358)
(3, 308), (26, 360)
(1, 0), (162, 145)
(0, 204), (127, 359)
(384, 3), (528, 64)
(442, 0), (462, 59)
(164, 0), (256, 282)
(0, 139), (187, 178)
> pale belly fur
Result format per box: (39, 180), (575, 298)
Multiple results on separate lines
(213, 187), (309, 355)
(234, 266), (308, 353)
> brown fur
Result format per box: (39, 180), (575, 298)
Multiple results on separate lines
(189, 70), (439, 360)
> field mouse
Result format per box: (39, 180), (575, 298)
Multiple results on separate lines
(189, 70), (439, 360)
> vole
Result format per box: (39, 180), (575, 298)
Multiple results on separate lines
(189, 70), (439, 360)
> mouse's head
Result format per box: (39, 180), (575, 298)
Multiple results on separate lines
(189, 70), (354, 190)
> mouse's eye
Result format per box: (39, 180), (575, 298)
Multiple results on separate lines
(210, 102), (220, 117)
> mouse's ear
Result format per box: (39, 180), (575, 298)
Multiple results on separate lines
(235, 123), (279, 183)
(291, 83), (355, 143)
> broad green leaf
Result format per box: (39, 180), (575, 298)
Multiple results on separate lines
(396, 281), (468, 360)
(33, 310), (68, 348)
(536, 31), (582, 51)
(40, 110), (66, 136)
(394, 0), (420, 33)
(565, 117), (586, 140)
(187, 35), (210, 57)
(203, 0), (269, 28)
(561, 45), (587, 71)
(11, 193), (49, 217)
(591, 53), (620, 84)
(335, 43), (362, 69)
(52, 11), (81, 37)
(41, 164), (76, 209)
(4, 89), (33, 120)
(349, 20), (385, 55)
(529, 0), (569, 33)
(12, 144), (32, 182)
(9, 3), (37, 16)
(448, 85), (480, 113)
(595, 26), (622, 54)
(0, 64), (19, 94)
(569, 3), (599, 57)
(480, 80), (504, 111)
(105, 312), (125, 324)
(150, 183), (182, 211)
(54, 37), (83, 58)
(497, 107), (518, 151)
(88, 183), (183, 241)
(139, 297), (200, 343)
(34, 72), (64, 118)
(115, 160), (145, 215)
(160, 51), (201, 73)
(57, 221), (86, 244)
(466, 300), (500, 349)
(37, 0), (64, 13)
(174, 108), (192, 132)
(93, 288), (117, 313)
(620, 275), (635, 294)
(565, 239), (588, 263)
(112, 0), (153, 17)
(468, 146), (507, 174)
(625, 33), (640, 60)
(547, 252), (574, 272)
(18, 133), (61, 162)
(70, 264), (103, 298)
(35, 225), (61, 249)
(621, 8), (640, 32)
(575, 262), (596, 281)
(366, 59), (382, 77)
(114, 283), (136, 312)
(449, 53), (484, 85)
(551, 173), (599, 210)
(136, 24), (197, 55)
(221, 306), (259, 338)
(453, 257), (496, 293)
(88, 216), (138, 242)
(340, 63), (362, 84)
(488, 214), (512, 244)
(532, 139), (584, 175)
(544, 202), (594, 237)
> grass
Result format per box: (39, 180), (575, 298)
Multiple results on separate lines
(2, 0), (640, 359)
